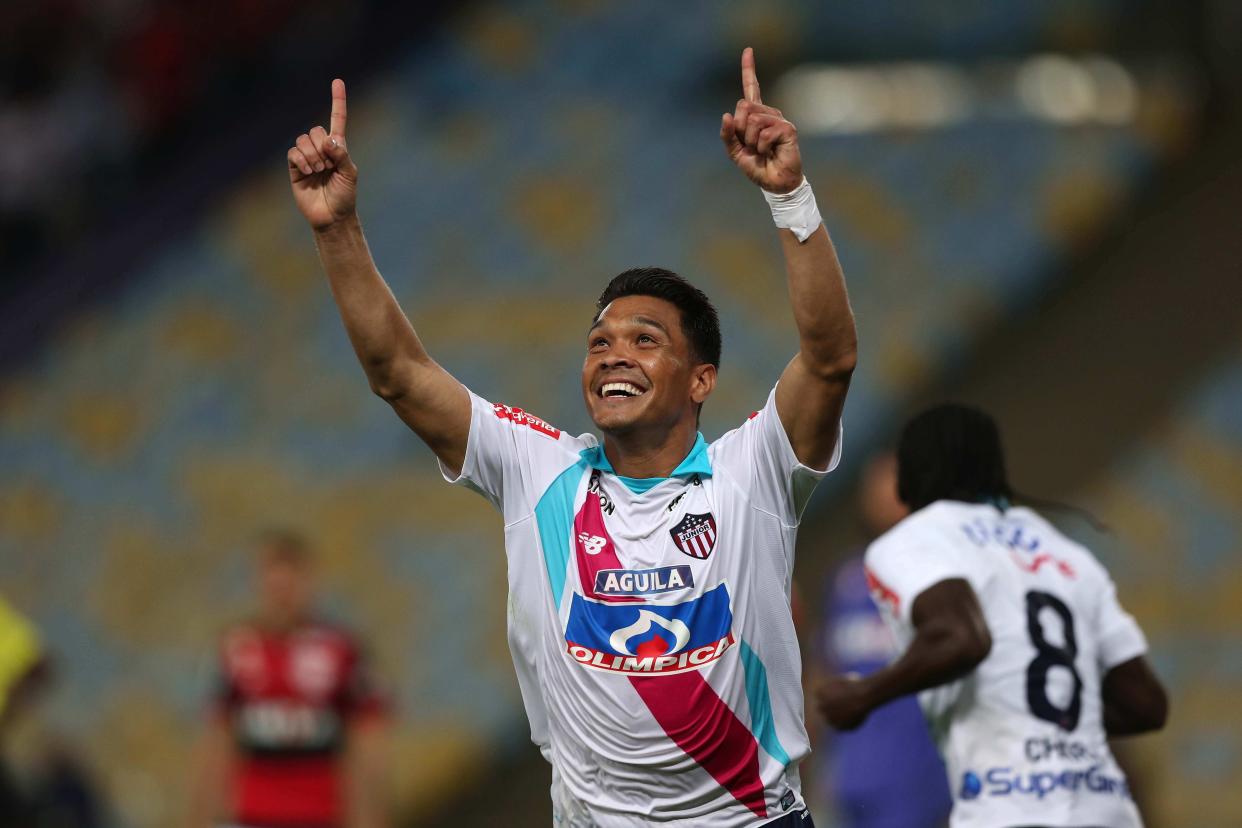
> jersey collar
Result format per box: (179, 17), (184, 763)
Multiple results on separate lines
(580, 432), (713, 480)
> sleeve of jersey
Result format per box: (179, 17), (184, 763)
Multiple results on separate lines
(1094, 577), (1148, 671)
(863, 526), (971, 625)
(711, 385), (842, 525)
(438, 388), (573, 517)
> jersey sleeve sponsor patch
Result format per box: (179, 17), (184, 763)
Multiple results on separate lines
(492, 402), (561, 439)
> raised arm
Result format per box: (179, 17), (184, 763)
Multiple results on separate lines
(721, 49), (857, 470)
(288, 80), (470, 472)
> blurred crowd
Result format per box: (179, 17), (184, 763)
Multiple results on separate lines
(0, 0), (362, 290)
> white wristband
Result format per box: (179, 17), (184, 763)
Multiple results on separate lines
(763, 177), (822, 243)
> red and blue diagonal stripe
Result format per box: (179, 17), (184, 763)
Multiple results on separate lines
(630, 671), (768, 819)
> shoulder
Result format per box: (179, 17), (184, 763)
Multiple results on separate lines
(302, 617), (354, 641)
(706, 407), (762, 456)
(485, 396), (596, 453)
(220, 619), (261, 648)
(298, 619), (377, 656)
(1011, 506), (1110, 579)
(864, 513), (923, 576)
(216, 621), (265, 682)
(868, 503), (952, 554)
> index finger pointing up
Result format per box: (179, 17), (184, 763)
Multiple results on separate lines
(330, 78), (348, 137)
(741, 47), (761, 103)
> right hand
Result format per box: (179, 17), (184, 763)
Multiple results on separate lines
(720, 48), (803, 195)
(288, 79), (358, 230)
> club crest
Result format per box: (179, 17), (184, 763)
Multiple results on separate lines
(670, 512), (717, 559)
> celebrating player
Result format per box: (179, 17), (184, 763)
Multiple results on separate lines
(186, 531), (390, 828)
(288, 48), (855, 825)
(816, 404), (1168, 828)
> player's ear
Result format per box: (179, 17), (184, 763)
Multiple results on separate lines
(690, 363), (716, 406)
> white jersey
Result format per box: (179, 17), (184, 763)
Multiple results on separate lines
(864, 501), (1149, 828)
(441, 386), (840, 826)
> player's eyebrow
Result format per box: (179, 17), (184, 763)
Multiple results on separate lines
(587, 315), (671, 336)
(633, 316), (670, 335)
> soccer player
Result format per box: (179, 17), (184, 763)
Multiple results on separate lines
(0, 595), (51, 827)
(287, 47), (856, 825)
(816, 405), (1168, 828)
(187, 531), (390, 828)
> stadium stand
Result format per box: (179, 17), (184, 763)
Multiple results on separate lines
(0, 0), (1222, 824)
(1075, 344), (1242, 827)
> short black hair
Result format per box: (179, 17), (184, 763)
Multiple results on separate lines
(896, 403), (1013, 511)
(595, 267), (721, 369)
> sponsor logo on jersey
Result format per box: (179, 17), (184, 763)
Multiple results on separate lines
(491, 402), (561, 439)
(670, 512), (717, 559)
(959, 766), (1132, 802)
(960, 771), (983, 800)
(594, 565), (693, 597)
(578, 533), (607, 555)
(1025, 736), (1103, 763)
(587, 470), (615, 515)
(238, 700), (342, 750)
(290, 639), (339, 700)
(564, 583), (734, 675)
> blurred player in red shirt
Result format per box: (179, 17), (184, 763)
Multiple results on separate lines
(187, 530), (390, 828)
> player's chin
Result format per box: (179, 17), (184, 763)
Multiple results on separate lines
(590, 409), (638, 434)
(588, 397), (648, 433)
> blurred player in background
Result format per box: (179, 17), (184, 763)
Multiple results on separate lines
(187, 530), (390, 828)
(287, 46), (855, 825)
(0, 594), (50, 827)
(817, 405), (1168, 828)
(812, 454), (950, 828)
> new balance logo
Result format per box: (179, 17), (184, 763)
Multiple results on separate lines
(578, 533), (606, 555)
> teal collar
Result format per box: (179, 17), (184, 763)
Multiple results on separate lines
(580, 432), (713, 480)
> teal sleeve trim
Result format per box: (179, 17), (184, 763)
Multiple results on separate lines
(740, 638), (790, 766)
(533, 460), (589, 608)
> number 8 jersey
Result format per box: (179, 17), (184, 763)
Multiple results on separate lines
(441, 386), (840, 826)
(864, 501), (1149, 828)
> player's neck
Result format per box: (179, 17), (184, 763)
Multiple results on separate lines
(602, 422), (698, 479)
(259, 608), (310, 633)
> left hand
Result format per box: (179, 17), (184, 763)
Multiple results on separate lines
(816, 674), (873, 731)
(720, 47), (803, 194)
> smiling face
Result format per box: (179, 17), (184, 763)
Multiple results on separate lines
(582, 295), (716, 438)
